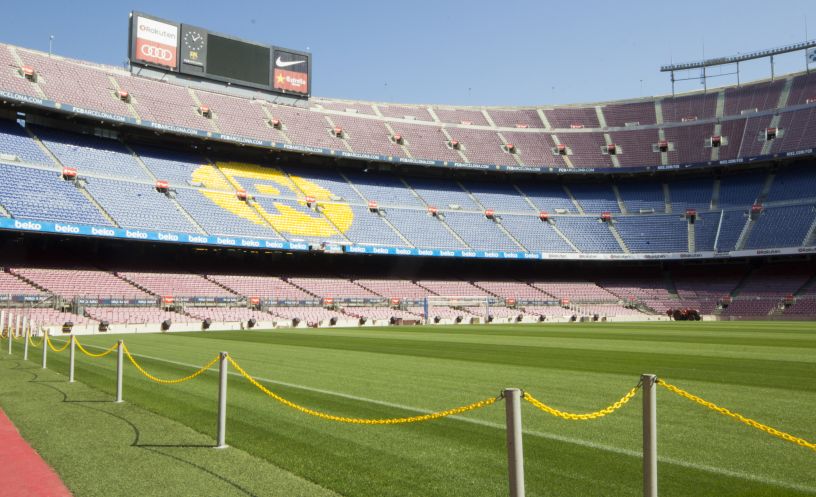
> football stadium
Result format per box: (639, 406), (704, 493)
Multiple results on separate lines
(0, 5), (815, 497)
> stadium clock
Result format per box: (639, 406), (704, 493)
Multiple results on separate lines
(183, 30), (205, 51)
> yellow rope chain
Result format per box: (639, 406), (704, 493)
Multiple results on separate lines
(227, 356), (498, 424)
(28, 333), (43, 347)
(123, 344), (220, 385)
(74, 337), (118, 358)
(657, 379), (816, 452)
(46, 335), (70, 353)
(523, 385), (641, 420)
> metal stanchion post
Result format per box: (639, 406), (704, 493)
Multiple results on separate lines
(7, 313), (12, 355)
(504, 388), (525, 497)
(115, 340), (124, 403)
(642, 374), (658, 497)
(68, 335), (76, 383)
(41, 330), (48, 369)
(216, 352), (228, 449)
(23, 328), (29, 360)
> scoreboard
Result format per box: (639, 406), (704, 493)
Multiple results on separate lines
(128, 12), (311, 97)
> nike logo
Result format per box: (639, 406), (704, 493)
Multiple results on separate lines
(276, 57), (306, 68)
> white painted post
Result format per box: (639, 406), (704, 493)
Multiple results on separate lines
(41, 330), (48, 369)
(6, 312), (11, 355)
(15, 314), (21, 338)
(22, 316), (28, 340)
(115, 340), (124, 403)
(6, 313), (14, 354)
(216, 352), (228, 449)
(68, 335), (76, 383)
(642, 374), (658, 497)
(0, 310), (5, 337)
(504, 388), (525, 497)
(23, 328), (29, 360)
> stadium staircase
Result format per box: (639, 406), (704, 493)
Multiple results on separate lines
(22, 127), (121, 227)
(663, 270), (681, 300)
(259, 106), (293, 144)
(439, 127), (470, 163)
(603, 133), (621, 168)
(657, 128), (669, 166)
(339, 171), (414, 247)
(4, 269), (48, 294)
(211, 161), (292, 241)
(382, 122), (413, 158)
(549, 133), (574, 168)
(761, 115), (784, 155)
(8, 46), (47, 100)
(187, 89), (220, 134)
(662, 183), (672, 214)
(126, 144), (208, 235)
(710, 122), (722, 162)
(108, 76), (140, 120)
(426, 108), (442, 123)
(734, 215), (756, 250)
(549, 223), (581, 253)
(322, 115), (355, 153)
(535, 109), (552, 128)
(458, 182), (526, 251)
(714, 89), (726, 119)
(611, 185), (627, 214)
(74, 177), (120, 228)
(401, 178), (472, 249)
(710, 179), (721, 209)
(654, 99), (664, 125)
(496, 131), (526, 167)
(562, 186), (585, 215)
(0, 202), (8, 218)
(805, 217), (816, 246)
(608, 222), (630, 253)
(727, 268), (755, 301)
(687, 220), (695, 253)
(775, 77), (794, 109)
(114, 273), (158, 297)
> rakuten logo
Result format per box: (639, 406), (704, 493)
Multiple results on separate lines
(136, 16), (178, 45)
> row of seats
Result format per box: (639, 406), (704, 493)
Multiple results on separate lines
(2, 123), (814, 253)
(4, 44), (816, 168)
(1, 264), (813, 318)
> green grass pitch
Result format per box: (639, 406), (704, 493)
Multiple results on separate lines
(1, 321), (814, 497)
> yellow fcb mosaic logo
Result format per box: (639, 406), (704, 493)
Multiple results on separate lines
(191, 162), (353, 238)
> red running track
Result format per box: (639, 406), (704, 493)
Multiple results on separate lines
(0, 409), (72, 497)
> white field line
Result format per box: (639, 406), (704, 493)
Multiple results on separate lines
(72, 342), (816, 495)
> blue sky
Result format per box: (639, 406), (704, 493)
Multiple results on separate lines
(2, 0), (814, 106)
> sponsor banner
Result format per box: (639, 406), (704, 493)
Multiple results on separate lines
(809, 47), (816, 65)
(263, 299), (322, 306)
(76, 298), (157, 306)
(0, 294), (49, 303)
(0, 217), (308, 254)
(273, 49), (309, 95)
(134, 15), (179, 69)
(273, 68), (309, 94)
(173, 296), (242, 304)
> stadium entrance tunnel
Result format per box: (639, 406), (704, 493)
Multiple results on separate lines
(192, 163), (353, 238)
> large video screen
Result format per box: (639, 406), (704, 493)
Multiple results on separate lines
(205, 34), (270, 87)
(130, 12), (311, 97)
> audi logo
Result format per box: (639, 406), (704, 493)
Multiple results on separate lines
(140, 45), (174, 61)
